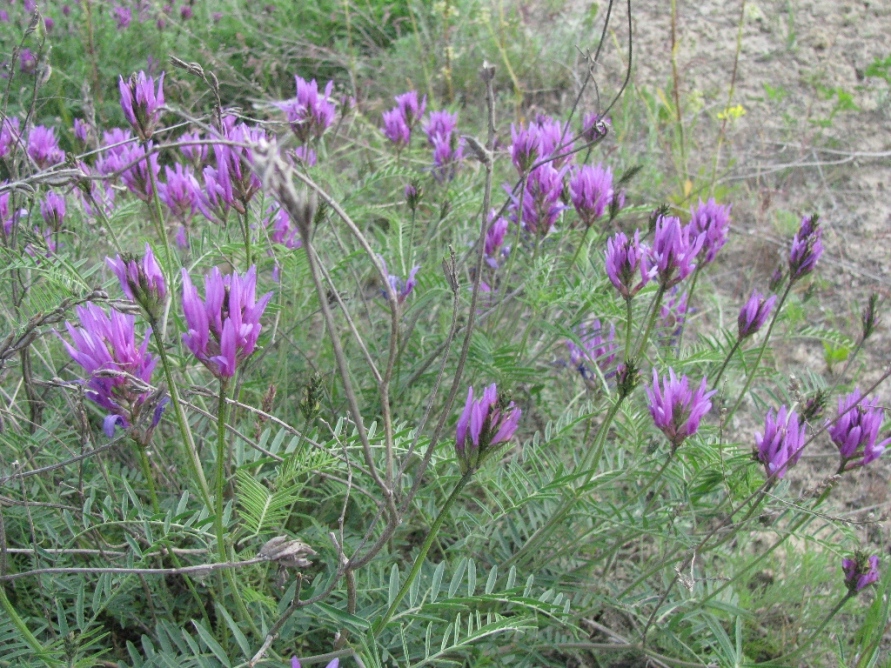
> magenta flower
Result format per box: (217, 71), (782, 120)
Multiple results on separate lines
(119, 71), (165, 141)
(424, 110), (464, 182)
(506, 163), (567, 236)
(212, 120), (265, 212)
(566, 319), (617, 381)
(788, 214), (823, 282)
(455, 383), (522, 474)
(40, 191), (66, 231)
(755, 405), (807, 479)
(181, 266), (273, 378)
(737, 290), (776, 340)
(688, 198), (731, 265)
(530, 115), (572, 167)
(569, 164), (614, 227)
(119, 142), (160, 201)
(484, 209), (509, 268)
(73, 118), (91, 145)
(395, 91), (426, 128)
(646, 368), (714, 450)
(378, 257), (419, 305)
(59, 304), (165, 441)
(158, 163), (202, 221)
(828, 389), (890, 471)
(200, 163), (234, 222)
(19, 48), (37, 75)
(843, 554), (880, 594)
(510, 122), (543, 174)
(605, 230), (654, 300)
(278, 76), (336, 143)
(381, 108), (411, 147)
(179, 130), (208, 166)
(113, 5), (132, 29)
(107, 244), (167, 320)
(27, 126), (65, 169)
(267, 206), (302, 250)
(651, 215), (704, 288)
(404, 182), (422, 211)
(0, 116), (20, 158)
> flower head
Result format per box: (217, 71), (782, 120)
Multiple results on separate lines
(381, 91), (426, 147)
(455, 384), (521, 473)
(158, 163), (202, 221)
(754, 405), (807, 479)
(378, 257), (419, 305)
(179, 130), (208, 166)
(569, 164), (614, 227)
(843, 554), (880, 594)
(27, 126), (65, 169)
(484, 210), (510, 268)
(506, 163), (566, 236)
(688, 198), (731, 265)
(605, 230), (654, 300)
(113, 5), (132, 29)
(267, 206), (302, 250)
(651, 215), (704, 288)
(212, 119), (265, 212)
(737, 290), (777, 340)
(788, 214), (823, 281)
(828, 389), (890, 471)
(40, 191), (66, 232)
(107, 244), (167, 320)
(566, 319), (617, 381)
(119, 71), (165, 141)
(59, 304), (164, 442)
(181, 266), (273, 378)
(0, 116), (20, 158)
(278, 76), (336, 143)
(424, 110), (463, 182)
(646, 369), (714, 450)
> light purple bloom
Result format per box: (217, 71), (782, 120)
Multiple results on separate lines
(293, 144), (317, 167)
(395, 91), (426, 127)
(510, 123), (542, 174)
(291, 658), (338, 668)
(181, 266), (273, 379)
(0, 116), (20, 158)
(106, 243), (167, 319)
(40, 191), (66, 231)
(179, 130), (208, 165)
(158, 163), (202, 221)
(404, 182), (422, 211)
(424, 110), (463, 182)
(755, 405), (807, 479)
(828, 389), (890, 471)
(843, 555), (880, 594)
(278, 76), (336, 143)
(506, 163), (566, 236)
(19, 48), (37, 75)
(200, 163), (234, 222)
(113, 5), (132, 29)
(381, 108), (411, 147)
(267, 206), (302, 250)
(180, 5), (193, 19)
(119, 71), (165, 141)
(118, 141), (160, 201)
(484, 209), (509, 268)
(605, 230), (654, 300)
(651, 215), (704, 288)
(737, 290), (776, 340)
(688, 198), (731, 265)
(566, 319), (617, 381)
(455, 383), (522, 473)
(212, 119), (265, 211)
(788, 214), (823, 281)
(569, 164), (614, 227)
(378, 257), (419, 305)
(531, 115), (572, 167)
(73, 118), (91, 144)
(646, 368), (714, 450)
(27, 126), (65, 169)
(59, 304), (162, 440)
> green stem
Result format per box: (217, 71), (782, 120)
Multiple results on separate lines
(567, 226), (591, 272)
(710, 337), (742, 390)
(756, 593), (854, 666)
(214, 379), (231, 560)
(240, 209), (252, 268)
(151, 331), (211, 509)
(134, 443), (160, 514)
(675, 265), (701, 352)
(634, 284), (667, 359)
(0, 586), (55, 665)
(145, 149), (175, 272)
(726, 282), (793, 424)
(372, 470), (474, 635)
(623, 297), (634, 363)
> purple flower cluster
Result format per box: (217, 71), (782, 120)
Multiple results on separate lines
(484, 209), (509, 268)
(119, 70), (165, 141)
(828, 389), (890, 471)
(60, 304), (164, 440)
(27, 126), (65, 169)
(566, 320), (617, 381)
(292, 658), (338, 668)
(688, 198), (731, 265)
(737, 290), (776, 340)
(455, 383), (521, 474)
(646, 369), (714, 450)
(580, 112), (610, 143)
(754, 405), (806, 479)
(107, 244), (167, 320)
(507, 164), (567, 237)
(158, 163), (202, 222)
(423, 110), (464, 182)
(378, 257), (419, 306)
(181, 266), (273, 378)
(650, 215), (704, 288)
(843, 554), (880, 594)
(381, 91), (426, 148)
(0, 117), (20, 158)
(788, 214), (823, 281)
(605, 230), (654, 300)
(267, 206), (303, 250)
(278, 76), (336, 144)
(40, 191), (66, 231)
(568, 164), (614, 227)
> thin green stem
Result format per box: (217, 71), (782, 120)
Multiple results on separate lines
(214, 378), (231, 559)
(675, 265), (701, 351)
(145, 151), (175, 271)
(567, 226), (591, 272)
(372, 471), (474, 635)
(726, 282), (793, 424)
(134, 443), (160, 514)
(623, 297), (634, 362)
(0, 586), (54, 665)
(240, 209), (252, 268)
(634, 284), (666, 359)
(710, 337), (742, 389)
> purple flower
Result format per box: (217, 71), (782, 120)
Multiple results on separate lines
(40, 191), (66, 231)
(404, 182), (422, 211)
(158, 163), (202, 221)
(27, 126), (65, 169)
(44, 17), (54, 33)
(581, 112), (610, 143)
(395, 91), (426, 128)
(510, 123), (542, 174)
(788, 214), (823, 282)
(267, 206), (302, 250)
(688, 198), (731, 265)
(455, 383), (521, 473)
(59, 304), (163, 440)
(113, 5), (132, 29)
(181, 266), (273, 378)
(424, 110), (458, 142)
(605, 230), (654, 300)
(291, 658), (338, 668)
(506, 163), (566, 236)
(646, 368), (714, 450)
(73, 118), (91, 145)
(119, 70), (165, 141)
(381, 108), (411, 147)
(200, 163), (234, 222)
(566, 319), (617, 381)
(179, 130), (208, 165)
(484, 209), (509, 268)
(278, 76), (336, 143)
(180, 5), (193, 19)
(569, 164), (614, 227)
(651, 215), (704, 288)
(737, 290), (776, 340)
(424, 110), (464, 182)
(378, 257), (419, 305)
(754, 405), (807, 479)
(293, 144), (317, 167)
(843, 554), (880, 594)
(118, 142), (160, 201)
(0, 116), (20, 158)
(212, 119), (265, 211)
(531, 115), (572, 167)
(19, 48), (37, 75)
(828, 389), (890, 471)
(106, 243), (167, 319)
